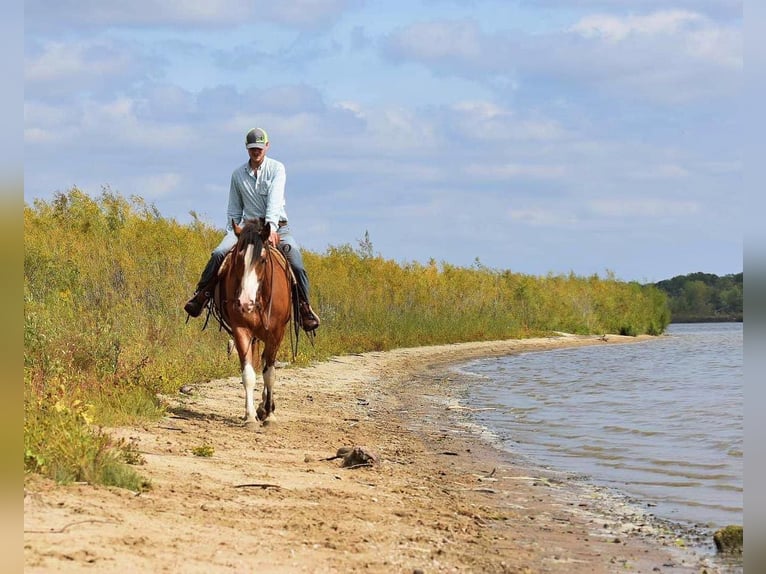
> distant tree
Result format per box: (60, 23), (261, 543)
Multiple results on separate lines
(720, 285), (743, 314)
(356, 230), (374, 259)
(653, 272), (742, 322)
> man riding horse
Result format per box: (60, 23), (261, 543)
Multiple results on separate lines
(184, 127), (320, 333)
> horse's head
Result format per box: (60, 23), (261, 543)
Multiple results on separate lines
(231, 218), (270, 314)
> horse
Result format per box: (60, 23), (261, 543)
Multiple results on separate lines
(216, 218), (293, 425)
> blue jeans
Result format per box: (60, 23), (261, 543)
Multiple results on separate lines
(196, 224), (311, 304)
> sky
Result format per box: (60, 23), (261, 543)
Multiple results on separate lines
(23, 0), (743, 283)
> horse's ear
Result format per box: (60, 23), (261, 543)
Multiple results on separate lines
(260, 222), (271, 241)
(233, 219), (242, 236)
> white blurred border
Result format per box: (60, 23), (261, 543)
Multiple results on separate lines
(1, 1), (23, 571)
(745, 0), (765, 571)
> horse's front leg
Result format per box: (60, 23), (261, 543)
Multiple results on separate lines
(242, 362), (258, 424)
(234, 331), (258, 424)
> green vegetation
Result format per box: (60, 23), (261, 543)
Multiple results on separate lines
(713, 525), (743, 554)
(653, 272), (743, 323)
(24, 384), (149, 490)
(24, 188), (671, 488)
(191, 444), (215, 457)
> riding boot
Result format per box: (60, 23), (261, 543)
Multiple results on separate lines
(184, 279), (216, 318)
(298, 301), (320, 332)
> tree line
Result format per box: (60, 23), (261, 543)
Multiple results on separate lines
(652, 272), (743, 323)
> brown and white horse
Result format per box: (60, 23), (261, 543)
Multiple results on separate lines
(219, 218), (292, 425)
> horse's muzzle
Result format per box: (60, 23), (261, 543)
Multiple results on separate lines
(236, 297), (261, 314)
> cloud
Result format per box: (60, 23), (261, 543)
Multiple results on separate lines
(25, 94), (198, 151)
(212, 31), (344, 73)
(543, 11), (742, 103)
(522, 0), (742, 20)
(570, 10), (703, 41)
(23, 102), (72, 142)
(245, 85), (328, 115)
(133, 172), (183, 199)
(508, 207), (578, 227)
(448, 100), (568, 142)
(381, 10), (741, 105)
(25, 0), (247, 30)
(627, 163), (690, 180)
(589, 198), (700, 218)
(25, 0), (360, 31)
(465, 162), (566, 182)
(25, 39), (135, 85)
(382, 19), (513, 76)
(24, 36), (167, 106)
(567, 10), (742, 70)
(384, 19), (485, 63)
(136, 84), (199, 122)
(255, 0), (361, 29)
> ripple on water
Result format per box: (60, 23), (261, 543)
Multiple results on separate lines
(457, 323), (743, 531)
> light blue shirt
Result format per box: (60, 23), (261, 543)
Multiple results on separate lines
(226, 156), (288, 232)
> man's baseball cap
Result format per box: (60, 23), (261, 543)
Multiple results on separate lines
(245, 127), (269, 149)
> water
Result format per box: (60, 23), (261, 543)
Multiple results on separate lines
(457, 323), (743, 530)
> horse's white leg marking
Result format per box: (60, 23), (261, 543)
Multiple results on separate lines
(237, 244), (260, 313)
(261, 364), (276, 422)
(242, 361), (257, 422)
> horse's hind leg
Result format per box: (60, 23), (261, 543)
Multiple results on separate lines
(256, 365), (276, 422)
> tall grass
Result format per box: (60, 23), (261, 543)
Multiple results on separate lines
(24, 188), (670, 487)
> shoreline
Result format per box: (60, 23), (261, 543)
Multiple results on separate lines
(24, 334), (739, 573)
(393, 340), (741, 572)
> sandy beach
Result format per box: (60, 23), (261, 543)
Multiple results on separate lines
(24, 334), (730, 573)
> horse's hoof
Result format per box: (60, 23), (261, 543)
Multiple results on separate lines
(259, 413), (277, 427)
(243, 418), (259, 429)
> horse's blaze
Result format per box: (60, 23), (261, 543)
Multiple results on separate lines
(237, 244), (262, 313)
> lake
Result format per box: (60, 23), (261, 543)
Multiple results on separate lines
(456, 323), (743, 530)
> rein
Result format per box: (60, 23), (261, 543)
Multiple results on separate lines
(257, 243), (293, 328)
(258, 244), (278, 330)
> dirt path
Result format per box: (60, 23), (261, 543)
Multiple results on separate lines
(24, 335), (727, 573)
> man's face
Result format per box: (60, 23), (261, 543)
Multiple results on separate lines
(248, 144), (268, 164)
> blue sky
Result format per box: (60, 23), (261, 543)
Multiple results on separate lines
(23, 0), (742, 282)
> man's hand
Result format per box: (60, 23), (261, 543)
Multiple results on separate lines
(268, 229), (280, 246)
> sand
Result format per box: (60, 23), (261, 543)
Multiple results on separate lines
(24, 334), (732, 573)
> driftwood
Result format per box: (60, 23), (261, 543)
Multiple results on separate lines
(324, 446), (379, 468)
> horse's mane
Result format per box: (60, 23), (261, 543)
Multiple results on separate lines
(237, 218), (264, 248)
